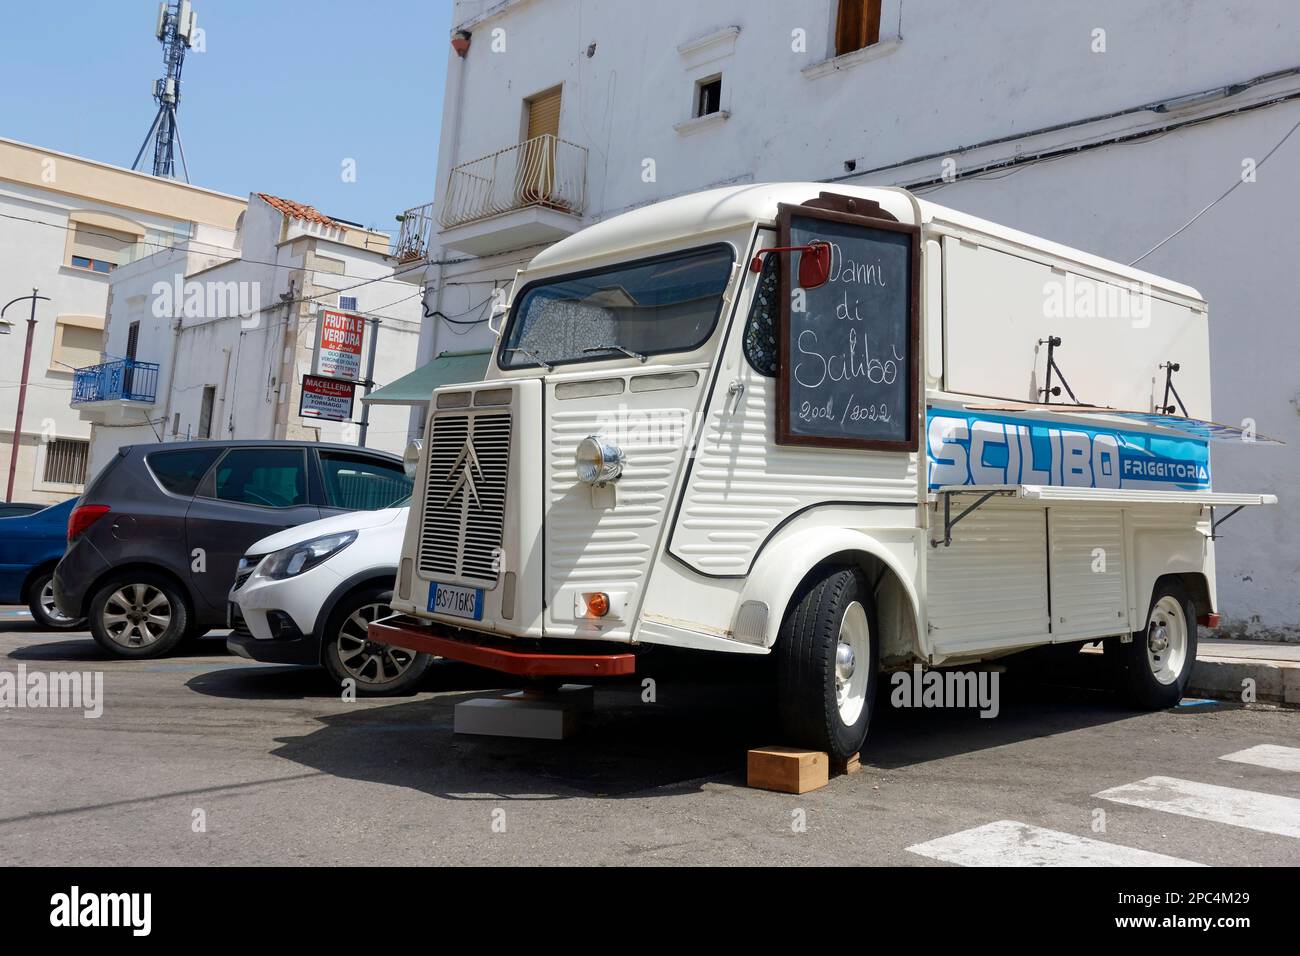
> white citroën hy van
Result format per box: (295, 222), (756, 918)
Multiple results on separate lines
(372, 183), (1277, 759)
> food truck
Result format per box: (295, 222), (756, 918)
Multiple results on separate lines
(371, 183), (1277, 759)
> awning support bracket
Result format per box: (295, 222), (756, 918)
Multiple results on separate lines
(934, 489), (1003, 548)
(1209, 504), (1245, 539)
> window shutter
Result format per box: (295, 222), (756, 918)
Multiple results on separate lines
(71, 224), (135, 266)
(526, 87), (562, 141)
(835, 0), (882, 56)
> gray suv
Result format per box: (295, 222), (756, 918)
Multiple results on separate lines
(53, 440), (411, 659)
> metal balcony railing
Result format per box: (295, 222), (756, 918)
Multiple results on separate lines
(72, 358), (160, 405)
(439, 134), (587, 230)
(393, 202), (435, 263)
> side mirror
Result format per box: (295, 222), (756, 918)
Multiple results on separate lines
(798, 241), (831, 289)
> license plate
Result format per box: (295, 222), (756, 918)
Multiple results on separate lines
(428, 582), (483, 621)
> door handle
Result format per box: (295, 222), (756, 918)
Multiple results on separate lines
(725, 380), (745, 415)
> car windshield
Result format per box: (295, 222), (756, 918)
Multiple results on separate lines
(500, 244), (734, 369)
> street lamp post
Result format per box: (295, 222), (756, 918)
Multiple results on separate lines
(1, 288), (52, 503)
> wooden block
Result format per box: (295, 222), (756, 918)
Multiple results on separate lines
(832, 752), (861, 776)
(747, 746), (829, 794)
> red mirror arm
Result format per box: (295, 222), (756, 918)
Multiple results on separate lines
(749, 240), (829, 272)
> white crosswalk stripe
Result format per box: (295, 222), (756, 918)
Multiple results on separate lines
(905, 820), (1204, 867)
(1219, 744), (1300, 773)
(1096, 775), (1300, 839)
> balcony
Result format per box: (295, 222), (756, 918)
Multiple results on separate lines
(436, 134), (588, 256)
(72, 359), (160, 426)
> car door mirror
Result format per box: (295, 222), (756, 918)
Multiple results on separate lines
(798, 241), (831, 290)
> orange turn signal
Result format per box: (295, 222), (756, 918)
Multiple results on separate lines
(583, 592), (611, 618)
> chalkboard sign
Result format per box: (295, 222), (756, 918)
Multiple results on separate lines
(777, 201), (919, 450)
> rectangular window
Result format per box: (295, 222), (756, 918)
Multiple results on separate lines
(126, 321), (140, 360)
(50, 316), (104, 372)
(212, 448), (309, 508)
(835, 0), (882, 56)
(319, 451), (413, 511)
(198, 386), (216, 439)
(68, 223), (135, 274)
(695, 75), (722, 117)
(42, 438), (90, 486)
(500, 244), (734, 370)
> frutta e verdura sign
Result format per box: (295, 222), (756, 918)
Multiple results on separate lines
(318, 309), (365, 381)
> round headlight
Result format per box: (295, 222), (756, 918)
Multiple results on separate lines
(575, 435), (624, 485)
(403, 439), (423, 480)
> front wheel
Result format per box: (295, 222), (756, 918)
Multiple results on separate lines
(28, 571), (86, 630)
(776, 567), (879, 760)
(321, 586), (434, 696)
(1110, 578), (1198, 708)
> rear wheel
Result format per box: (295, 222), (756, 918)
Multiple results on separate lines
(776, 567), (879, 760)
(322, 586), (434, 696)
(1110, 578), (1197, 708)
(88, 573), (189, 659)
(27, 571), (85, 630)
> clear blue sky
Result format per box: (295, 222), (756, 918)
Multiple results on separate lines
(0, 0), (452, 232)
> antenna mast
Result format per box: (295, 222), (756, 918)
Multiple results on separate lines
(131, 1), (198, 181)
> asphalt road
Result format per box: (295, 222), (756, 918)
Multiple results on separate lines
(1, 610), (1297, 866)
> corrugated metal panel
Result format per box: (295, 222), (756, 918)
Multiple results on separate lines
(927, 505), (1049, 653)
(546, 406), (685, 634)
(1049, 507), (1128, 639)
(670, 374), (918, 575)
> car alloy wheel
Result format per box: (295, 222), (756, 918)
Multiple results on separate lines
(335, 601), (416, 685)
(101, 583), (174, 647)
(39, 579), (79, 627)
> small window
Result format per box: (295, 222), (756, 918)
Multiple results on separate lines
(50, 318), (103, 372)
(319, 452), (413, 511)
(742, 252), (780, 377)
(68, 223), (135, 273)
(42, 438), (89, 486)
(338, 295), (358, 311)
(198, 386), (216, 439)
(212, 448), (309, 508)
(695, 75), (722, 117)
(835, 0), (882, 56)
(147, 447), (221, 497)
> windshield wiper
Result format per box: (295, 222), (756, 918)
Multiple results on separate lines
(502, 346), (553, 371)
(582, 343), (647, 363)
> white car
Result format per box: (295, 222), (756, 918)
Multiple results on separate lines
(226, 503), (435, 695)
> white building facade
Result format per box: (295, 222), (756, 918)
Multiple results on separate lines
(81, 192), (423, 474)
(0, 138), (245, 503)
(400, 0), (1300, 639)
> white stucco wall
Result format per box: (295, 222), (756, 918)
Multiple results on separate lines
(414, 0), (1300, 636)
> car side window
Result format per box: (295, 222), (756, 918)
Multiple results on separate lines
(147, 448), (222, 497)
(211, 448), (308, 508)
(742, 251), (780, 377)
(319, 452), (412, 510)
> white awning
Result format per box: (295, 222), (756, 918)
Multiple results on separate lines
(931, 484), (1277, 506)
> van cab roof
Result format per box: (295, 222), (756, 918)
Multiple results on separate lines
(527, 182), (1203, 304)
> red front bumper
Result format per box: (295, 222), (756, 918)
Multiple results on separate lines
(367, 618), (636, 678)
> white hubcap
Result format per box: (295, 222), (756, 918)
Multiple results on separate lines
(835, 601), (871, 726)
(40, 580), (75, 625)
(1147, 596), (1188, 685)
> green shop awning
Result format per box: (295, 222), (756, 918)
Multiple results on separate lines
(362, 349), (492, 406)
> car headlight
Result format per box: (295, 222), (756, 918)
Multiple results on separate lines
(403, 439), (423, 480)
(259, 531), (357, 580)
(575, 435), (624, 485)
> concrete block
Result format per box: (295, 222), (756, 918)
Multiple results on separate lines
(454, 696), (581, 740)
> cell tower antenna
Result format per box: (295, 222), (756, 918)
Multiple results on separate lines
(131, 1), (198, 181)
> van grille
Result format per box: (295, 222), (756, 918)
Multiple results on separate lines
(418, 411), (511, 585)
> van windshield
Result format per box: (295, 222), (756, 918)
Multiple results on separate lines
(500, 244), (734, 369)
